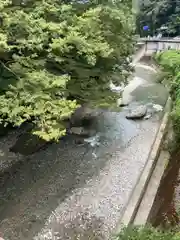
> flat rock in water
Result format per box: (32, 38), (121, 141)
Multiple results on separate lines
(126, 105), (147, 119)
(70, 127), (95, 137)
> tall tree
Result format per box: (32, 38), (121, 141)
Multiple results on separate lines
(137, 0), (180, 37)
(0, 0), (135, 141)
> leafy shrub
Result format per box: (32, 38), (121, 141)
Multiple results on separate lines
(0, 0), (135, 141)
(155, 51), (180, 75)
(155, 50), (180, 140)
(116, 225), (180, 240)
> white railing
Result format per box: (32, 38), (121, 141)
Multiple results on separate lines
(136, 38), (180, 59)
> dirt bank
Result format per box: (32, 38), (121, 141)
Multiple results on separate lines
(148, 149), (180, 227)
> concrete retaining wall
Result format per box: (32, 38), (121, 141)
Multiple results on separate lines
(132, 44), (146, 66)
(115, 96), (172, 230)
(136, 40), (180, 58)
(133, 97), (172, 225)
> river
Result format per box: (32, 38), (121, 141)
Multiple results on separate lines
(0, 61), (168, 240)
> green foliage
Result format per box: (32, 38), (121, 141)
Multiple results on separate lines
(137, 0), (180, 37)
(155, 50), (180, 141)
(155, 51), (180, 75)
(0, 0), (135, 141)
(116, 225), (180, 240)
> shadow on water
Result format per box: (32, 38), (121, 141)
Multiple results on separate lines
(148, 149), (180, 227)
(0, 110), (136, 240)
(0, 133), (110, 239)
(0, 104), (143, 240)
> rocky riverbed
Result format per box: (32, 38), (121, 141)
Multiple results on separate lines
(0, 62), (169, 240)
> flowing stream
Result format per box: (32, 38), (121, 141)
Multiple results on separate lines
(0, 61), (168, 240)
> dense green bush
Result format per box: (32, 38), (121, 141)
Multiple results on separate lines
(155, 50), (180, 140)
(0, 0), (135, 141)
(117, 226), (180, 240)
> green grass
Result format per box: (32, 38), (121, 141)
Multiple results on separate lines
(116, 225), (180, 240)
(154, 51), (180, 144)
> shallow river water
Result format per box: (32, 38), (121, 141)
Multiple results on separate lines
(0, 62), (168, 240)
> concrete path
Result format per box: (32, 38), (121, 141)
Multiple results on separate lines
(0, 63), (168, 240)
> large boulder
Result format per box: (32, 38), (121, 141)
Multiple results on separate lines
(70, 105), (99, 127)
(126, 105), (147, 119)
